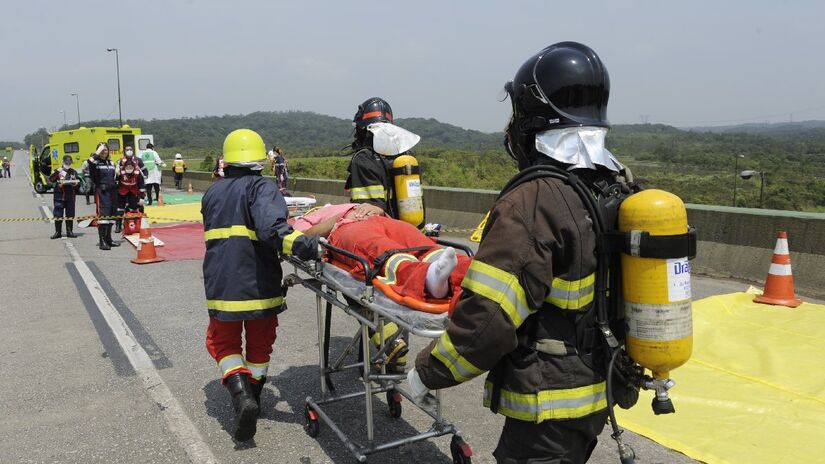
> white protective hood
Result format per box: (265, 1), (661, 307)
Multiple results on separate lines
(367, 122), (421, 157)
(534, 126), (623, 172)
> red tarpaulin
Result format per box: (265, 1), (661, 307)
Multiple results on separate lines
(151, 223), (205, 261)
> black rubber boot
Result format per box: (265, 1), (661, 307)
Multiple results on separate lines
(65, 221), (77, 238)
(105, 225), (121, 247)
(225, 373), (259, 441)
(50, 220), (62, 239)
(98, 226), (110, 250)
(114, 221), (122, 234)
(251, 378), (265, 412)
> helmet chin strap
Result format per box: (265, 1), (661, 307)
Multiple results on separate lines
(504, 125), (534, 171)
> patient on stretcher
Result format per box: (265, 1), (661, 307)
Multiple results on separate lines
(290, 203), (471, 306)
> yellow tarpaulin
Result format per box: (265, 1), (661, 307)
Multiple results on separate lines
(144, 202), (202, 224)
(617, 292), (825, 464)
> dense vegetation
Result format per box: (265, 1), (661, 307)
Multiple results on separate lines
(22, 112), (825, 211)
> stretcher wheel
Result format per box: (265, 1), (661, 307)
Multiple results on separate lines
(450, 435), (473, 464)
(304, 404), (320, 438)
(386, 390), (402, 419)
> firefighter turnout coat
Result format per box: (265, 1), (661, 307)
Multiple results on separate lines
(201, 169), (318, 321)
(415, 176), (609, 424)
(345, 148), (396, 217)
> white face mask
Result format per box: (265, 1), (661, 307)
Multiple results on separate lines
(125, 150), (134, 156)
(63, 163), (71, 170)
(534, 127), (623, 172)
(366, 122), (421, 157)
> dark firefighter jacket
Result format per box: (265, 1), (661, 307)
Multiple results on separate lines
(345, 148), (397, 218)
(88, 155), (117, 192)
(201, 168), (319, 321)
(415, 176), (608, 424)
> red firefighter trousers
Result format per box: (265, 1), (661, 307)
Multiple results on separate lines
(328, 216), (471, 302)
(206, 316), (279, 384)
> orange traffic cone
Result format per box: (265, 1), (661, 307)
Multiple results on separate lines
(131, 217), (165, 265)
(187, 183), (193, 195)
(754, 231), (801, 308)
(158, 191), (165, 206)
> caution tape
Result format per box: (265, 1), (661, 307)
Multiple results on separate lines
(0, 214), (204, 224)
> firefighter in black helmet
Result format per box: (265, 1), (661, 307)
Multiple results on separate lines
(410, 42), (640, 463)
(345, 97), (418, 372)
(346, 97), (398, 216)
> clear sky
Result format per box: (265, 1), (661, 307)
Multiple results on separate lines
(2, 0), (824, 140)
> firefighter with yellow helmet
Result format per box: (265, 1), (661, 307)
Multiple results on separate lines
(409, 42), (695, 463)
(202, 129), (320, 441)
(345, 97), (425, 372)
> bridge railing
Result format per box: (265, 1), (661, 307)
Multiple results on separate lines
(163, 171), (825, 298)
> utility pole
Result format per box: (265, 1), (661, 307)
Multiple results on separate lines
(60, 110), (66, 127)
(106, 48), (122, 126)
(733, 154), (744, 206)
(71, 92), (80, 126)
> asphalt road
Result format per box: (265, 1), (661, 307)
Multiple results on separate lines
(1, 149), (764, 463)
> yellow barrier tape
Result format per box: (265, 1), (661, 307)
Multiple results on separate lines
(0, 215), (203, 223)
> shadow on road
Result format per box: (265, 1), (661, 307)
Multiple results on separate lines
(204, 336), (453, 462)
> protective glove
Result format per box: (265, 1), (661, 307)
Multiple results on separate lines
(406, 369), (430, 403)
(612, 351), (643, 410)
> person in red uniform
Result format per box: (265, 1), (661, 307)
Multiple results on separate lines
(292, 203), (469, 302)
(115, 158), (146, 228)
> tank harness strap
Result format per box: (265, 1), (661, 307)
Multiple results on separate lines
(369, 246), (435, 281)
(600, 227), (697, 260)
(389, 165), (421, 176)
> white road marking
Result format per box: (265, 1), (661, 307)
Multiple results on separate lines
(32, 166), (217, 464)
(63, 241), (218, 463)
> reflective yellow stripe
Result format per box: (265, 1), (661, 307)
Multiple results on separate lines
(378, 253), (418, 285)
(283, 229), (304, 256)
(483, 381), (607, 422)
(431, 331), (484, 383)
(422, 248), (445, 263)
(370, 322), (400, 345)
(350, 185), (386, 200)
(204, 225), (258, 241)
(461, 260), (535, 328)
(545, 273), (596, 310)
(218, 354), (246, 377)
(207, 296), (284, 312)
(245, 359), (269, 380)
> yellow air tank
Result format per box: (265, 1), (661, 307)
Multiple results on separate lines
(392, 154), (425, 228)
(619, 190), (693, 387)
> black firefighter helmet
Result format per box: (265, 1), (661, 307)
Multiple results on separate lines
(353, 97), (393, 130)
(505, 41), (610, 168)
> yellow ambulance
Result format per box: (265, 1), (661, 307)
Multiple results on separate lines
(29, 126), (153, 193)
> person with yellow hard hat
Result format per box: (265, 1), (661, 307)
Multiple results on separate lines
(201, 129), (321, 441)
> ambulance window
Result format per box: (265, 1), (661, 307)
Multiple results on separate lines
(64, 142), (79, 153)
(138, 139), (150, 150)
(108, 139), (120, 152)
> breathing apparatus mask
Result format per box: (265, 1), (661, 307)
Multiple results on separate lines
(366, 122), (421, 157)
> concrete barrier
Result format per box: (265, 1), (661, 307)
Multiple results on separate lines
(167, 172), (825, 298)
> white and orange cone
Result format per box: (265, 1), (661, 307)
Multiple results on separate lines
(131, 217), (164, 265)
(187, 183), (194, 195)
(754, 231), (801, 308)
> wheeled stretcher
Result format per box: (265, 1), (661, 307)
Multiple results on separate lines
(284, 196), (318, 217)
(282, 239), (475, 463)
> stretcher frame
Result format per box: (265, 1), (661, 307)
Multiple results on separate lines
(282, 239), (475, 463)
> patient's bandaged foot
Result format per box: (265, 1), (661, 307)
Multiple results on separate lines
(425, 247), (457, 299)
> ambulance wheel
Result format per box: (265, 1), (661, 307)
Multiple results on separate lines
(34, 181), (46, 194)
(304, 404), (320, 438)
(387, 390), (402, 419)
(450, 435), (473, 464)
